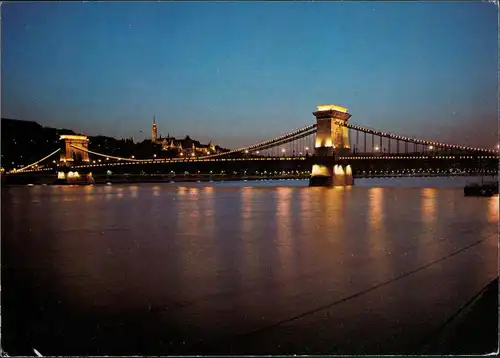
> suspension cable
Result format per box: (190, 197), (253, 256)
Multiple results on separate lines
(71, 122), (496, 162)
(246, 129), (317, 153)
(69, 145), (180, 162)
(346, 123), (496, 153)
(8, 148), (61, 173)
(202, 124), (317, 158)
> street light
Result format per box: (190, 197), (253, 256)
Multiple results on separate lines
(153, 154), (156, 158)
(429, 145), (434, 150)
(374, 146), (380, 151)
(305, 147), (309, 151)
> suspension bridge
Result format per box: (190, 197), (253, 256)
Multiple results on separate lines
(4, 104), (499, 185)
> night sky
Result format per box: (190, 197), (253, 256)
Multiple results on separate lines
(2, 2), (497, 149)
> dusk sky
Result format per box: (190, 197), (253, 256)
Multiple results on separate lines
(2, 2), (497, 148)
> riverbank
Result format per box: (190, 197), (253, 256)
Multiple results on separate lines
(420, 277), (498, 354)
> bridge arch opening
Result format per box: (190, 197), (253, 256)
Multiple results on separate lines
(60, 135), (89, 165)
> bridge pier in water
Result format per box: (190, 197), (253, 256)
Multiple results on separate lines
(309, 104), (354, 187)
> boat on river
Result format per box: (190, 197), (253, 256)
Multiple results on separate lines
(464, 182), (498, 197)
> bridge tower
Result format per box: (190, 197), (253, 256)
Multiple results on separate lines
(309, 104), (354, 187)
(59, 135), (89, 166)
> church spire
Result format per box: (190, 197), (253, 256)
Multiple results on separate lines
(152, 115), (158, 143)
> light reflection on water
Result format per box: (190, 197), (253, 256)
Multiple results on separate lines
(1, 178), (498, 355)
(421, 188), (437, 225)
(276, 187), (293, 283)
(368, 187), (384, 232)
(488, 196), (498, 223)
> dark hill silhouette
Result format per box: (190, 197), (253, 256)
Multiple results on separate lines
(1, 118), (229, 171)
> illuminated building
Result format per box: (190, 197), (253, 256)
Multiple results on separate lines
(313, 104), (351, 154)
(148, 119), (221, 157)
(59, 135), (90, 165)
(152, 116), (158, 144)
(309, 104), (354, 187)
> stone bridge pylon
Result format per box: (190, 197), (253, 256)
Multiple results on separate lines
(59, 135), (89, 165)
(309, 104), (354, 187)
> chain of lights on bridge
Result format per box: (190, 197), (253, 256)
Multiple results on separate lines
(7, 122), (499, 174)
(345, 124), (498, 153)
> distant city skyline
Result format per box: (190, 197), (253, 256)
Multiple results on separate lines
(2, 2), (497, 149)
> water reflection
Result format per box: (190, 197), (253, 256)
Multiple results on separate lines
(240, 188), (254, 284)
(488, 196), (498, 224)
(276, 187), (293, 281)
(202, 186), (215, 219)
(366, 188), (390, 280)
(421, 188), (437, 224)
(2, 181), (498, 356)
(416, 188), (441, 262)
(84, 191), (95, 202)
(241, 187), (253, 221)
(368, 188), (384, 232)
(296, 188), (313, 266)
(129, 185), (138, 198)
(189, 187), (199, 197)
(299, 187), (312, 218)
(482, 195), (499, 253)
(328, 188), (343, 235)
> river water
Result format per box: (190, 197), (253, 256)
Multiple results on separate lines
(2, 177), (498, 355)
